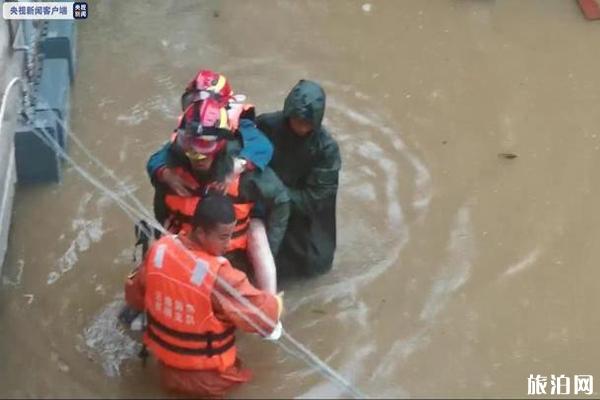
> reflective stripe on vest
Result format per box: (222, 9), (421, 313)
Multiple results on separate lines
(153, 244), (167, 269)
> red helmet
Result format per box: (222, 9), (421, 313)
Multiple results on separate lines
(176, 99), (231, 157)
(183, 69), (233, 109)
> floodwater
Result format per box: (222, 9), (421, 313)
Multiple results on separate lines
(2, 0), (600, 397)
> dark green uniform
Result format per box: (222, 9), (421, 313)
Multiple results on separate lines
(257, 80), (341, 277)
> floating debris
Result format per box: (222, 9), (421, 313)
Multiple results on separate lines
(23, 294), (34, 304)
(83, 299), (139, 377)
(3, 259), (25, 287)
(51, 351), (70, 373)
(498, 153), (518, 159)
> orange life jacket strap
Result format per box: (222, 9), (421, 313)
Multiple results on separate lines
(147, 312), (235, 342)
(147, 326), (236, 357)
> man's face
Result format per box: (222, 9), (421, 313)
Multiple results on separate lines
(179, 136), (225, 172)
(289, 116), (314, 137)
(193, 221), (235, 255)
(188, 154), (215, 172)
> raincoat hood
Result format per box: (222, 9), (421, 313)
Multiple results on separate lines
(283, 80), (326, 130)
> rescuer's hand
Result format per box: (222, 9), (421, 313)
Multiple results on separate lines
(208, 158), (247, 194)
(233, 157), (247, 176)
(160, 167), (195, 197)
(275, 291), (284, 319)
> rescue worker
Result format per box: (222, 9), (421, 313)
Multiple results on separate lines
(256, 80), (341, 278)
(147, 97), (289, 293)
(125, 194), (283, 397)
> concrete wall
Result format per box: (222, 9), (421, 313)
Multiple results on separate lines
(0, 19), (25, 272)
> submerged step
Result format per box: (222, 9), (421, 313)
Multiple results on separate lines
(15, 110), (63, 184)
(40, 20), (77, 82)
(34, 57), (70, 151)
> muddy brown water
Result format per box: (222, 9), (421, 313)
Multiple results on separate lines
(1, 0), (600, 397)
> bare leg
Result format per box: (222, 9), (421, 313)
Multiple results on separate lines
(247, 218), (277, 294)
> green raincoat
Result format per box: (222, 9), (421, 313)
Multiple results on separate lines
(257, 80), (341, 277)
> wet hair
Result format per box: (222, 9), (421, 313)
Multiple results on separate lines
(192, 194), (236, 231)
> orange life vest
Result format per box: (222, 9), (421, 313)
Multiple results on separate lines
(175, 102), (255, 134)
(143, 236), (237, 371)
(163, 172), (254, 253)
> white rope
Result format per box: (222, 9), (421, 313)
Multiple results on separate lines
(0, 77), (24, 139)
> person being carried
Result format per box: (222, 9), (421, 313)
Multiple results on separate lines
(125, 194), (283, 398)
